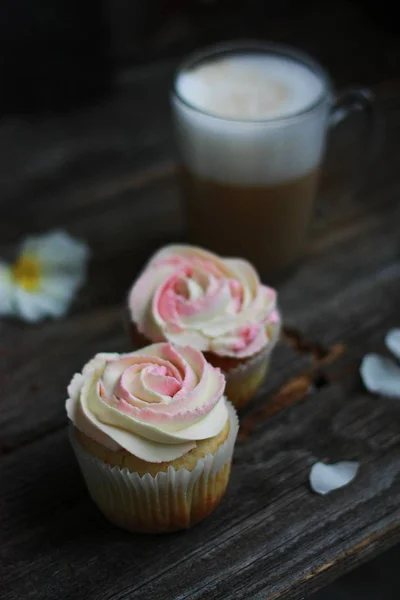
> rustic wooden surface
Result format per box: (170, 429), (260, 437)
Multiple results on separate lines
(1, 2), (400, 599)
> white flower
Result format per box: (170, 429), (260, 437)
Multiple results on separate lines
(0, 230), (90, 323)
(360, 329), (400, 398)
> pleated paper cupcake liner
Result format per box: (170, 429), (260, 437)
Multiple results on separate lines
(224, 345), (272, 409)
(69, 402), (238, 534)
(224, 316), (281, 408)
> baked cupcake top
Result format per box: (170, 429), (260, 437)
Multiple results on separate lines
(129, 245), (280, 359)
(66, 343), (228, 463)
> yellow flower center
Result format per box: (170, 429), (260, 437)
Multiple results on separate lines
(12, 255), (41, 292)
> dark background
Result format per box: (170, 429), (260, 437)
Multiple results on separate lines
(0, 0), (399, 114)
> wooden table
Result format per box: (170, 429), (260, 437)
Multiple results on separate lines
(1, 2), (400, 599)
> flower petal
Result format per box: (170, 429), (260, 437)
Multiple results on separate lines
(0, 261), (14, 316)
(309, 461), (359, 495)
(360, 353), (400, 398)
(14, 286), (77, 322)
(386, 329), (400, 361)
(39, 273), (85, 300)
(21, 230), (89, 269)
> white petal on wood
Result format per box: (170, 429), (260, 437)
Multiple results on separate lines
(309, 461), (359, 495)
(385, 329), (400, 361)
(360, 354), (400, 398)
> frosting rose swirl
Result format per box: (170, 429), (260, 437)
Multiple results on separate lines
(129, 245), (280, 358)
(66, 343), (228, 462)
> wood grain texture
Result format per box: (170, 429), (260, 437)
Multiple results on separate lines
(1, 1), (400, 598)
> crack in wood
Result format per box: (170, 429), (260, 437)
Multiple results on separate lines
(239, 330), (346, 441)
(282, 326), (345, 365)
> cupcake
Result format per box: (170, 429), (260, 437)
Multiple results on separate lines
(66, 342), (238, 534)
(128, 245), (281, 408)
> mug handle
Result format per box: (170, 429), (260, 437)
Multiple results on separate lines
(329, 88), (378, 165)
(330, 88), (375, 128)
(324, 88), (377, 204)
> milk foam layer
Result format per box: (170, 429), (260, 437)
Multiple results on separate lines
(177, 55), (324, 120)
(173, 53), (331, 185)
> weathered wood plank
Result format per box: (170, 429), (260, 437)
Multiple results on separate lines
(241, 261), (400, 441)
(1, 239), (399, 600)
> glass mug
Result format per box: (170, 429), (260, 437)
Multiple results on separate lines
(171, 41), (374, 276)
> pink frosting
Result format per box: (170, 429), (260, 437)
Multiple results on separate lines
(129, 245), (280, 358)
(66, 343), (229, 462)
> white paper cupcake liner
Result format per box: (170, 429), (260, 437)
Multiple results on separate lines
(69, 402), (238, 533)
(223, 319), (281, 408)
(229, 342), (272, 377)
(224, 345), (272, 407)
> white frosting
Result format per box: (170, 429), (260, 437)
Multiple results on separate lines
(172, 53), (330, 185)
(129, 245), (280, 359)
(66, 344), (229, 463)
